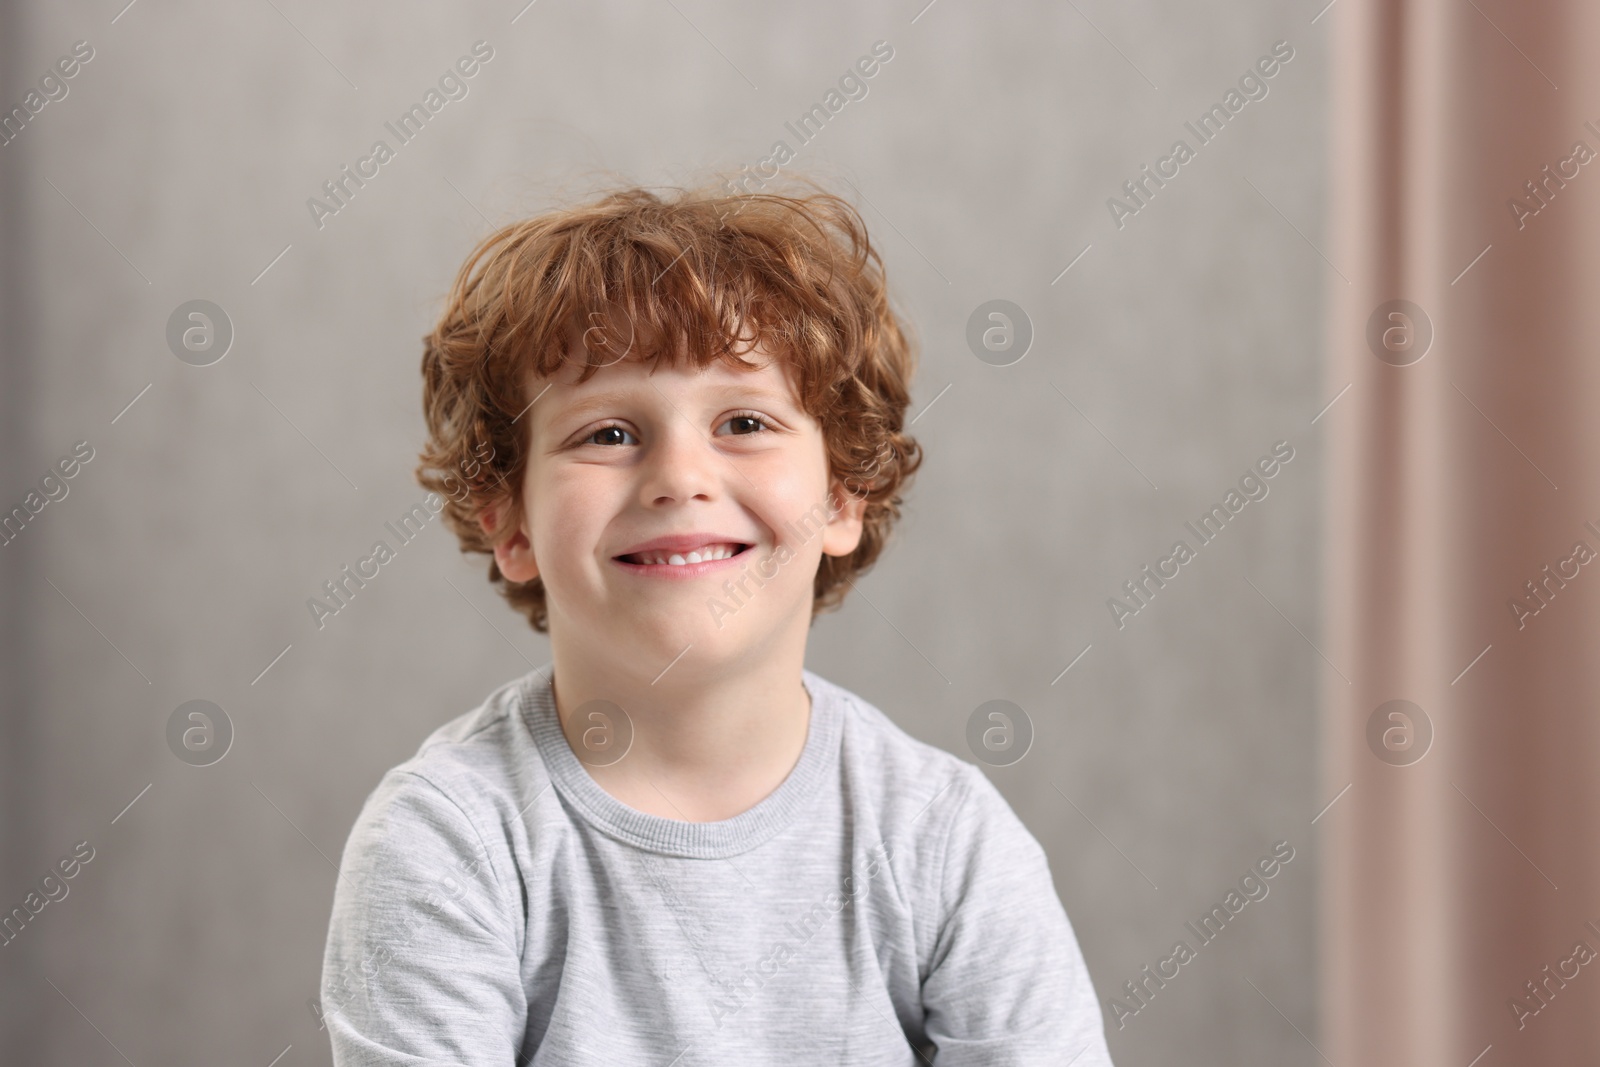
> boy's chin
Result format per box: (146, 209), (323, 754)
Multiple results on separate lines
(555, 585), (800, 658)
(617, 613), (778, 667)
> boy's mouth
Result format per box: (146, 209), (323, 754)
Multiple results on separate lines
(614, 543), (753, 567)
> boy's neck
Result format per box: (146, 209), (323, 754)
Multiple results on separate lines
(545, 645), (814, 824)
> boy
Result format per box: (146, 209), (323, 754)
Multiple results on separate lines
(321, 177), (1115, 1065)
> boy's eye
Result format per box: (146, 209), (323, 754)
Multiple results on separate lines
(719, 411), (772, 436)
(584, 424), (637, 447)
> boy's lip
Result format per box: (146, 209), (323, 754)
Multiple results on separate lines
(611, 543), (754, 579)
(612, 532), (755, 559)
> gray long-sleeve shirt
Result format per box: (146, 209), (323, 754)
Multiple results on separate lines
(321, 662), (1115, 1065)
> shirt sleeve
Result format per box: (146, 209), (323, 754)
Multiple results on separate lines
(919, 764), (1115, 1066)
(321, 768), (527, 1066)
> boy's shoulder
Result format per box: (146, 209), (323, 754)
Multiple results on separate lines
(806, 667), (1018, 845)
(814, 668), (970, 780)
(353, 669), (545, 831)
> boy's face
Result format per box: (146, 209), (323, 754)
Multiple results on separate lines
(482, 334), (867, 672)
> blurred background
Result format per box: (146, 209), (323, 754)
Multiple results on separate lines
(3, 0), (1596, 1064)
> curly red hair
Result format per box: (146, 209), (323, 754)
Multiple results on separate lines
(416, 174), (924, 633)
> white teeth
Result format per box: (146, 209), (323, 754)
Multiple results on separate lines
(631, 543), (741, 566)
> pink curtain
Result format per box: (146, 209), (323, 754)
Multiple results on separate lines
(1324, 0), (1600, 1062)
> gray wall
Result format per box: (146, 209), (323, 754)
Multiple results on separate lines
(0, 1), (1327, 1063)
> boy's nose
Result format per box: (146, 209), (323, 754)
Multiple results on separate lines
(636, 425), (728, 506)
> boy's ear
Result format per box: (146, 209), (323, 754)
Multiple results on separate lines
(820, 483), (868, 559)
(480, 498), (540, 582)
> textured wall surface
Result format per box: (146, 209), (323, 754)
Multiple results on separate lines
(0, 1), (1327, 1063)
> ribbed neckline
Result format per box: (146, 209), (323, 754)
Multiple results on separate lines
(517, 661), (843, 858)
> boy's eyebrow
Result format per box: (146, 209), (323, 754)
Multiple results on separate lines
(545, 381), (798, 426)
